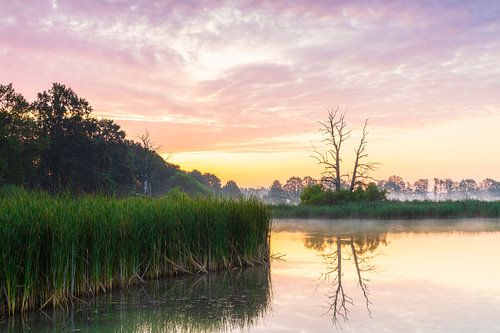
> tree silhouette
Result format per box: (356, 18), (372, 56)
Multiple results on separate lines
(222, 180), (242, 198)
(306, 231), (386, 326)
(313, 108), (376, 192)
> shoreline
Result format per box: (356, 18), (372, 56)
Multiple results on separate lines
(271, 200), (500, 219)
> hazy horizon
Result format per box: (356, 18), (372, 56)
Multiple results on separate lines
(2, 0), (499, 187)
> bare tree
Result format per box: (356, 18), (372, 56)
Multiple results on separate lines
(313, 108), (377, 192)
(313, 107), (350, 191)
(349, 120), (378, 191)
(138, 131), (159, 195)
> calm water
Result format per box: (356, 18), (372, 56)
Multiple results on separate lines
(2, 219), (500, 332)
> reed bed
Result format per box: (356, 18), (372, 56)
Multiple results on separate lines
(272, 200), (500, 219)
(0, 190), (271, 314)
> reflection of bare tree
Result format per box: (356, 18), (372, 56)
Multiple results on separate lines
(307, 232), (386, 326)
(350, 236), (374, 316)
(323, 239), (352, 324)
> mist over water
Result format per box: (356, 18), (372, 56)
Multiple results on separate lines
(386, 192), (500, 202)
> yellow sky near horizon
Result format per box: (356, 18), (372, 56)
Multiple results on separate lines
(166, 114), (500, 187)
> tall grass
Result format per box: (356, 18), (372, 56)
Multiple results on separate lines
(272, 200), (500, 219)
(0, 189), (271, 314)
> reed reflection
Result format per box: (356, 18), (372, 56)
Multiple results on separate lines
(1, 266), (271, 333)
(304, 231), (387, 326)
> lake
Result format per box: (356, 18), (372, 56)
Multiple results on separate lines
(2, 218), (500, 332)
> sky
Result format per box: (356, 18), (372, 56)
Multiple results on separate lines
(1, 0), (500, 187)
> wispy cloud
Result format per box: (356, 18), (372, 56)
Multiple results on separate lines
(1, 0), (499, 184)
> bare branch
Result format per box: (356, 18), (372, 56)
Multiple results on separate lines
(313, 107), (352, 191)
(350, 119), (378, 191)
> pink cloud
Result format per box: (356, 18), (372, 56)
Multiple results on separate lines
(1, 0), (500, 159)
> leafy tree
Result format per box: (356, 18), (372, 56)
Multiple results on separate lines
(203, 173), (222, 193)
(165, 172), (210, 197)
(0, 82), (218, 196)
(300, 183), (385, 205)
(188, 170), (221, 194)
(364, 182), (386, 201)
(302, 176), (317, 187)
(88, 119), (135, 193)
(413, 179), (429, 194)
(480, 178), (500, 193)
(300, 184), (326, 205)
(267, 180), (287, 205)
(283, 176), (303, 204)
(458, 179), (478, 193)
(0, 84), (40, 185)
(221, 180), (242, 198)
(188, 170), (205, 186)
(33, 83), (97, 191)
(384, 175), (406, 193)
(444, 178), (458, 193)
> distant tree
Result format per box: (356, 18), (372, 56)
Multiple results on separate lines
(203, 173), (222, 193)
(188, 169), (205, 184)
(302, 176), (317, 187)
(413, 179), (429, 194)
(433, 178), (445, 195)
(300, 184), (326, 205)
(480, 178), (500, 193)
(221, 180), (242, 198)
(365, 182), (386, 201)
(384, 175), (406, 193)
(267, 180), (287, 205)
(283, 176), (303, 204)
(444, 178), (458, 194)
(458, 179), (479, 193)
(189, 170), (221, 194)
(377, 180), (387, 190)
(166, 171), (210, 197)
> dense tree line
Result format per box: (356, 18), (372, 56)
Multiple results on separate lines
(0, 83), (217, 196)
(188, 170), (242, 198)
(262, 174), (500, 205)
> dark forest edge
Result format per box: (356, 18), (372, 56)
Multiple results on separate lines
(271, 200), (500, 219)
(0, 189), (271, 314)
(0, 82), (242, 198)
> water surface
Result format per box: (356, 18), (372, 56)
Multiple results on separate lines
(2, 219), (500, 332)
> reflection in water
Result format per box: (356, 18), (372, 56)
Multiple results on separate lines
(304, 230), (387, 326)
(4, 219), (500, 332)
(1, 266), (271, 333)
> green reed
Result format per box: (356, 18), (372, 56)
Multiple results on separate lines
(0, 190), (271, 314)
(272, 200), (500, 219)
